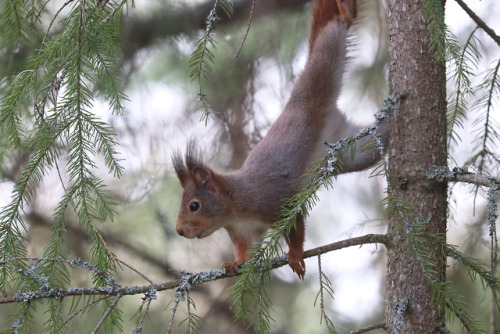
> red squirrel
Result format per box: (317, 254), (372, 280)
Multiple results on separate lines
(173, 0), (385, 278)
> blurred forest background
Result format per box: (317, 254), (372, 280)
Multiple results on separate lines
(0, 0), (499, 333)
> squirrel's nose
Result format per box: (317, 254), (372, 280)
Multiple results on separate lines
(177, 228), (184, 236)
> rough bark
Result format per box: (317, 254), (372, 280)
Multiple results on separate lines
(385, 0), (448, 333)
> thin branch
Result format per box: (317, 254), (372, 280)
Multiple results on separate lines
(234, 0), (255, 58)
(91, 293), (122, 334)
(0, 233), (390, 304)
(454, 0), (500, 46)
(64, 296), (109, 327)
(350, 322), (387, 334)
(39, 0), (75, 54)
(303, 234), (392, 258)
(167, 298), (180, 334)
(317, 255), (336, 332)
(104, 0), (128, 22)
(117, 259), (154, 284)
(0, 296), (16, 304)
(133, 297), (153, 333)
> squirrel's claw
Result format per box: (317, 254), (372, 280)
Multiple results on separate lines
(222, 261), (244, 276)
(288, 254), (306, 279)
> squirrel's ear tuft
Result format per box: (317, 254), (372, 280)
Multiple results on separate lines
(172, 150), (189, 188)
(185, 140), (205, 172)
(173, 140), (215, 189)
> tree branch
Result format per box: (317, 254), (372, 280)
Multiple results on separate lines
(304, 233), (392, 257)
(427, 165), (500, 188)
(452, 172), (500, 187)
(454, 0), (500, 46)
(0, 233), (390, 304)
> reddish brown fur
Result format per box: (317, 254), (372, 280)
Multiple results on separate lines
(309, 0), (357, 52)
(173, 0), (378, 279)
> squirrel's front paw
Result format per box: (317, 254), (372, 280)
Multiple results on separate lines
(222, 261), (244, 276)
(288, 252), (306, 279)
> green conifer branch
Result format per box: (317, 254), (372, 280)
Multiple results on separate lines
(97, 295), (124, 334)
(447, 28), (481, 146)
(468, 59), (500, 175)
(0, 119), (70, 292)
(315, 256), (337, 333)
(1, 2), (129, 331)
(422, 0), (446, 61)
(188, 0), (234, 124)
(0, 0), (31, 47)
(0, 70), (37, 147)
(45, 298), (66, 334)
(447, 245), (499, 293)
(182, 294), (203, 334)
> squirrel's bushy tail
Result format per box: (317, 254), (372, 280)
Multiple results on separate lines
(309, 0), (357, 51)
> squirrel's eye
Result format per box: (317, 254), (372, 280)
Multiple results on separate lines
(189, 201), (200, 212)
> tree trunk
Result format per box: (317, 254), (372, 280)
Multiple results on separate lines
(385, 0), (448, 333)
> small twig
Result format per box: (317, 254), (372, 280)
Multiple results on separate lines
(99, 0), (111, 10)
(318, 255), (325, 313)
(64, 296), (108, 326)
(350, 321), (387, 334)
(32, 0), (52, 27)
(317, 255), (335, 332)
(94, 227), (117, 269)
(166, 299), (181, 334)
(39, 0), (75, 54)
(234, 0), (255, 58)
(133, 297), (153, 333)
(91, 293), (122, 334)
(117, 258), (154, 284)
(103, 0), (128, 22)
(491, 296), (496, 334)
(454, 0), (500, 46)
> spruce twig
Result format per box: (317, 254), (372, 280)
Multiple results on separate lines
(454, 0), (500, 46)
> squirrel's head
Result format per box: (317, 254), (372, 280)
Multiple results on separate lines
(172, 142), (229, 239)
